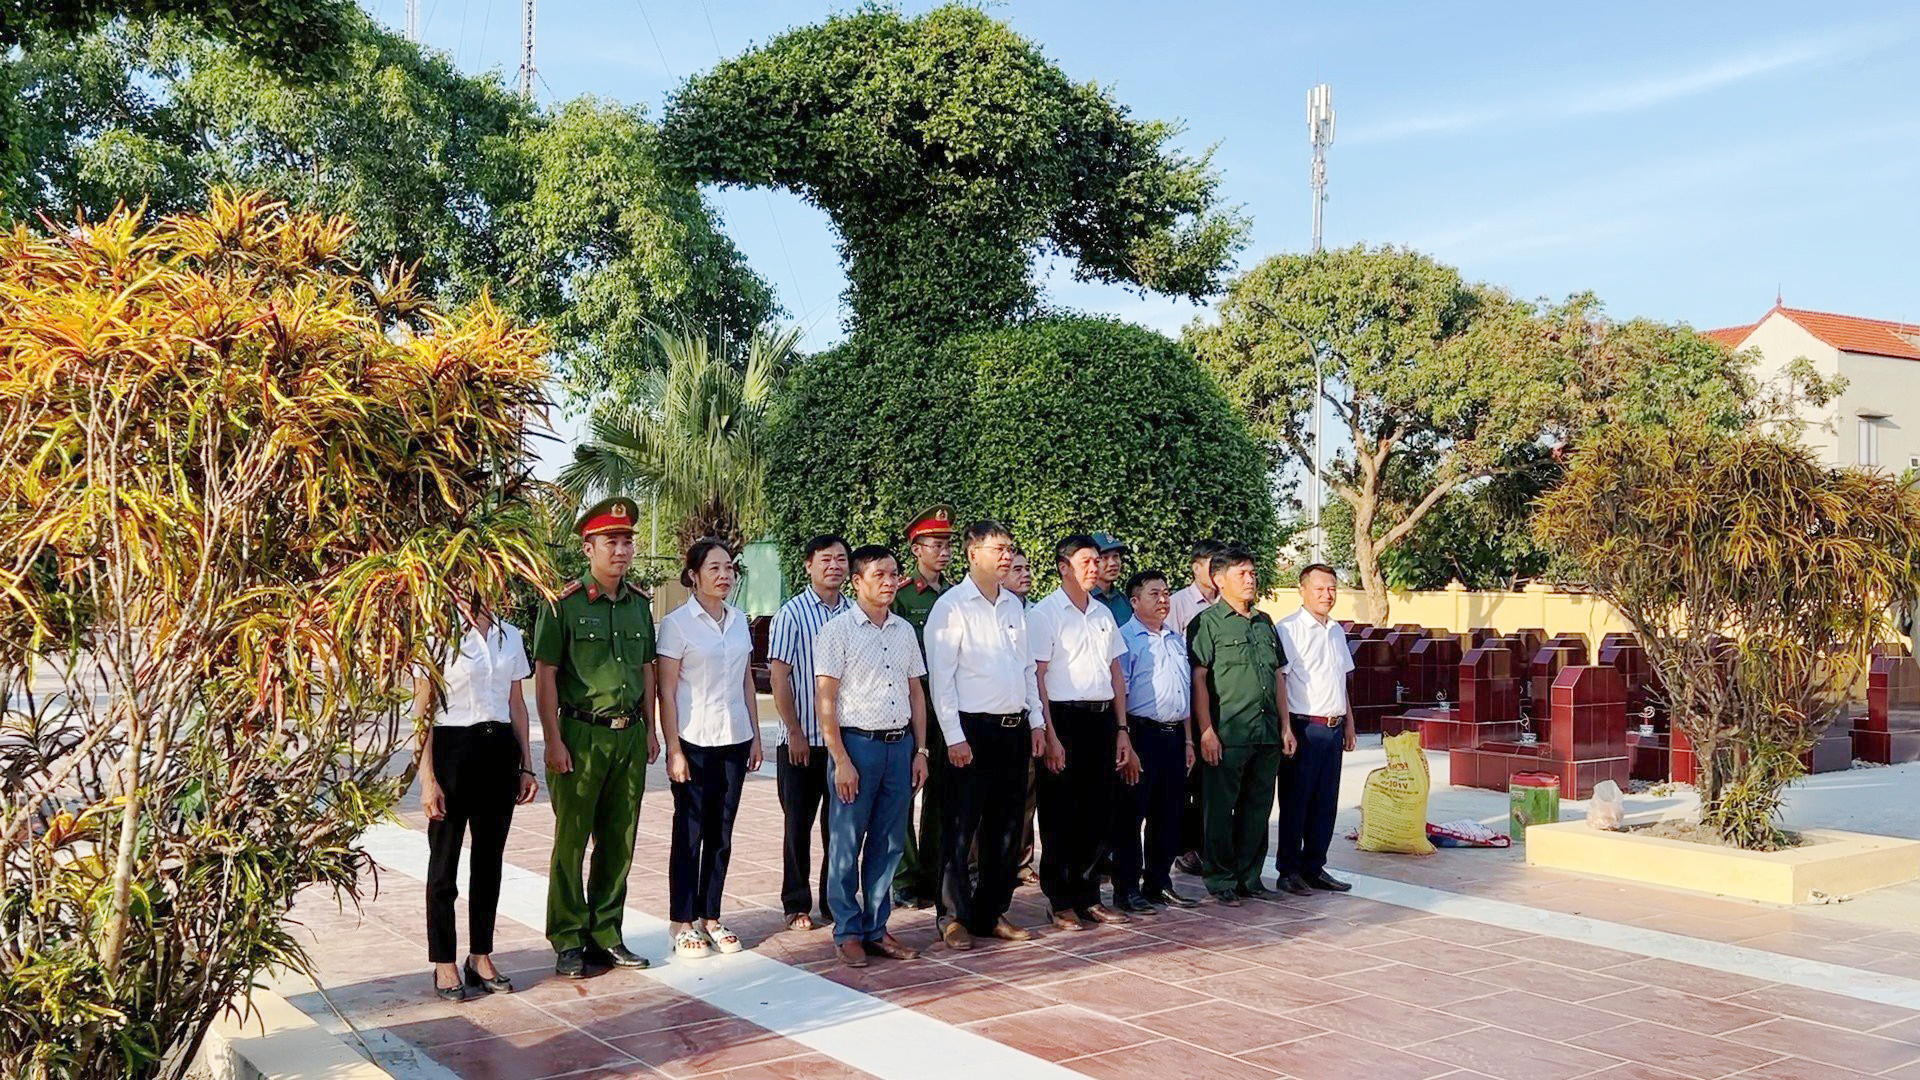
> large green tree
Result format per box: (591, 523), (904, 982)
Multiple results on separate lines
(1188, 245), (1752, 621)
(4, 11), (772, 394)
(660, 3), (1246, 336)
(768, 317), (1278, 585)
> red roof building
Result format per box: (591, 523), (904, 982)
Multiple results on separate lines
(1707, 305), (1920, 472)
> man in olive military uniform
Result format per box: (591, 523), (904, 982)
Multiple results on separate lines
(890, 504), (954, 908)
(532, 497), (660, 977)
(1187, 546), (1295, 906)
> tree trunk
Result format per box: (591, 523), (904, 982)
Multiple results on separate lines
(1350, 490), (1390, 624)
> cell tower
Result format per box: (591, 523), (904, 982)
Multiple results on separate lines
(404, 0), (419, 41)
(1308, 83), (1335, 253)
(1306, 84), (1335, 562)
(517, 0), (537, 101)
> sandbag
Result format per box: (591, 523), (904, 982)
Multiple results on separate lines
(1355, 731), (1436, 855)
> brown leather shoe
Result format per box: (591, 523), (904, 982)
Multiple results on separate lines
(1080, 903), (1131, 925)
(989, 916), (1033, 942)
(1049, 908), (1088, 932)
(837, 941), (869, 968)
(862, 934), (920, 960)
(939, 918), (974, 951)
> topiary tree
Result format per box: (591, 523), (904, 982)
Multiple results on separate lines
(660, 3), (1246, 337)
(768, 316), (1277, 584)
(0, 192), (551, 1077)
(1535, 423), (1920, 849)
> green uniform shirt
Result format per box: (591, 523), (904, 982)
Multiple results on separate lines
(1187, 600), (1286, 747)
(891, 577), (946, 642)
(1092, 585), (1132, 626)
(531, 573), (656, 716)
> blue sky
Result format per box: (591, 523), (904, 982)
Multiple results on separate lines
(360, 0), (1920, 468)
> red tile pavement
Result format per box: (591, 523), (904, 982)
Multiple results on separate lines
(281, 749), (1920, 1080)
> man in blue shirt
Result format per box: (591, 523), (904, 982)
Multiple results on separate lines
(769, 534), (852, 931)
(1110, 570), (1200, 912)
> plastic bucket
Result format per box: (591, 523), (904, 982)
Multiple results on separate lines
(1509, 771), (1561, 843)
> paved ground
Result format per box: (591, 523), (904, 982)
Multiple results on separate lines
(282, 711), (1920, 1080)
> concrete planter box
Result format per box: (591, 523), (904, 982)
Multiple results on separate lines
(1525, 819), (1920, 904)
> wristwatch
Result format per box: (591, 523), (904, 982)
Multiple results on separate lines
(915, 747), (930, 757)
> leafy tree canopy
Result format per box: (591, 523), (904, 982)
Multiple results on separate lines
(1188, 245), (1754, 620)
(661, 3), (1247, 336)
(767, 316), (1278, 589)
(4, 10), (773, 395)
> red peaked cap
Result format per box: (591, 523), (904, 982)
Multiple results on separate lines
(577, 497), (640, 538)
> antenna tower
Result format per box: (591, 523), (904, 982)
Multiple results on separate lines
(517, 0), (537, 100)
(1305, 84), (1335, 562)
(405, 0), (419, 41)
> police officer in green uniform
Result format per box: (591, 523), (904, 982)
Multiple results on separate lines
(889, 504), (954, 908)
(1186, 546), (1296, 906)
(532, 497), (660, 978)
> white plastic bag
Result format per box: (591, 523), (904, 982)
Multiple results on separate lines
(1586, 779), (1625, 831)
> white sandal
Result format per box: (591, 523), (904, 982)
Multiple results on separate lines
(706, 922), (744, 954)
(673, 927), (714, 959)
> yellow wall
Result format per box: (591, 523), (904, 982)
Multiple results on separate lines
(1258, 580), (1633, 642)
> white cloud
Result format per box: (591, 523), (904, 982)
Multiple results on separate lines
(1348, 21), (1907, 146)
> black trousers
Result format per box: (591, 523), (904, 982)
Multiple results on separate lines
(1037, 701), (1118, 913)
(777, 743), (831, 921)
(1110, 720), (1186, 897)
(1180, 750), (1204, 856)
(424, 722), (519, 964)
(1276, 716), (1345, 879)
(940, 713), (1030, 933)
(669, 740), (750, 922)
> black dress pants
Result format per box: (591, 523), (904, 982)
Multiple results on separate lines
(1276, 716), (1345, 879)
(777, 743), (831, 921)
(669, 740), (750, 922)
(940, 713), (1030, 933)
(1110, 720), (1186, 897)
(1037, 701), (1118, 913)
(425, 722), (519, 964)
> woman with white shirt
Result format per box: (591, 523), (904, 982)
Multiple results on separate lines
(414, 599), (539, 1001)
(657, 539), (764, 958)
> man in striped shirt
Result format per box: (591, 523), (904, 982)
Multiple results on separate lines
(769, 534), (853, 932)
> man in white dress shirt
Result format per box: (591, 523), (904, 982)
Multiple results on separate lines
(1274, 563), (1357, 896)
(1029, 534), (1134, 931)
(922, 520), (1047, 950)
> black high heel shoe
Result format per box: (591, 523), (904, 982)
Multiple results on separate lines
(463, 956), (513, 994)
(432, 970), (468, 1002)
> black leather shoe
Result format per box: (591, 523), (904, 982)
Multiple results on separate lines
(1278, 873), (1314, 896)
(1117, 892), (1161, 915)
(1237, 881), (1275, 900)
(587, 943), (651, 969)
(1147, 886), (1199, 909)
(463, 957), (513, 994)
(1209, 888), (1242, 907)
(1308, 872), (1353, 892)
(432, 971), (468, 1001)
(1172, 851), (1203, 876)
(554, 947), (591, 979)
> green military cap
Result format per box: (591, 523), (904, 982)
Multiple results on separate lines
(575, 496), (640, 538)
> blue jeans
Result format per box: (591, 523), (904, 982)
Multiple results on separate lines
(827, 731), (915, 945)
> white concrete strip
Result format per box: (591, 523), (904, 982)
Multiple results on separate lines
(357, 824), (1080, 1080)
(1323, 868), (1920, 1010)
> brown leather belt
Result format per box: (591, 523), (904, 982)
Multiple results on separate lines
(1291, 712), (1344, 728)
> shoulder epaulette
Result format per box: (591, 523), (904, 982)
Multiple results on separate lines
(556, 581), (584, 600)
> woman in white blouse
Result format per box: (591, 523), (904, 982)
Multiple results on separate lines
(414, 598), (538, 1000)
(657, 539), (764, 959)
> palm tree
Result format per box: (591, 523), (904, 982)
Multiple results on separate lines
(559, 323), (800, 553)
